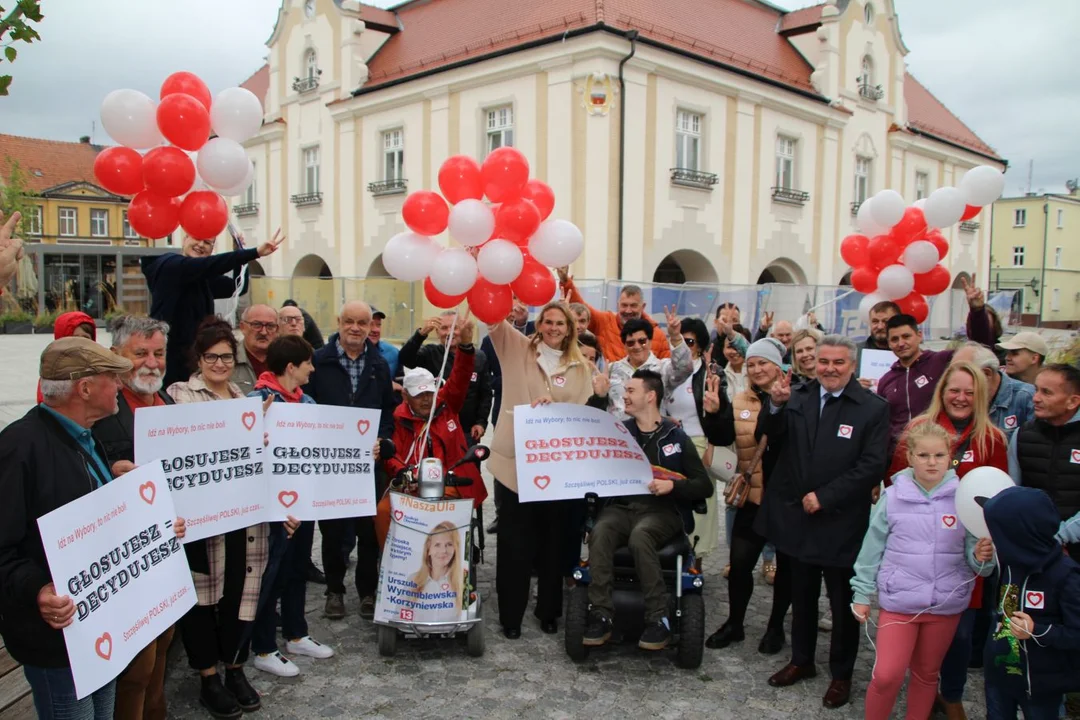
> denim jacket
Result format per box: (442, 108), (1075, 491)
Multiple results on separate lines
(990, 371), (1035, 440)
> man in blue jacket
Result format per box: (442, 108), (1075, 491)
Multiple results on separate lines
(303, 300), (395, 621)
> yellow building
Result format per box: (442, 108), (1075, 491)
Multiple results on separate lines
(990, 188), (1080, 328)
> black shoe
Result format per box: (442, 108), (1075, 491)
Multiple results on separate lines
(199, 674), (242, 719)
(503, 626), (522, 639)
(540, 619), (558, 635)
(307, 561), (326, 585)
(486, 519), (499, 535)
(638, 619), (671, 650)
(324, 592), (346, 619)
(757, 626), (785, 655)
(223, 667), (260, 712)
(359, 595), (375, 620)
(705, 623), (745, 649)
(583, 610), (612, 646)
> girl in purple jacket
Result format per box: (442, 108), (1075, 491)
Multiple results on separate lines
(851, 422), (995, 720)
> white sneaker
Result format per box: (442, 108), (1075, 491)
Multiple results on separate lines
(818, 610), (834, 632)
(253, 651), (299, 677)
(285, 636), (335, 659)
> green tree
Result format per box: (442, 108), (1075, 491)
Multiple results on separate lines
(0, 1), (44, 96)
(1, 157), (38, 236)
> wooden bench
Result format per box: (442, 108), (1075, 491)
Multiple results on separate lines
(0, 638), (35, 719)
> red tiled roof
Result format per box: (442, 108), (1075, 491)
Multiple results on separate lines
(778, 3), (824, 35)
(240, 64), (270, 111)
(0, 134), (104, 193)
(903, 73), (1001, 161)
(354, 2), (399, 32)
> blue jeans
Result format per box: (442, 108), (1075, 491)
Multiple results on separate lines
(252, 520), (315, 653)
(939, 607), (977, 702)
(984, 678), (1061, 720)
(23, 665), (115, 720)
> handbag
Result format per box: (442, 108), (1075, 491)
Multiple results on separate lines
(725, 435), (767, 508)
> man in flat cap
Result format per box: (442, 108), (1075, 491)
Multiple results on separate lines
(0, 337), (133, 717)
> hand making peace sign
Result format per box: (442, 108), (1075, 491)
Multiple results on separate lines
(664, 305), (682, 345)
(770, 368), (793, 406)
(961, 274), (985, 310)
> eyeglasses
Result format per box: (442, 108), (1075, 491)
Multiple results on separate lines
(913, 452), (949, 463)
(202, 353), (236, 366)
(281, 316), (304, 325)
(624, 337), (650, 348)
(243, 321), (278, 332)
(683, 338), (697, 347)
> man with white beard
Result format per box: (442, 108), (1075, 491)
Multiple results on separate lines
(89, 314), (177, 719)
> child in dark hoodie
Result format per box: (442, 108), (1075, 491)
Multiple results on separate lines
(982, 486), (1080, 720)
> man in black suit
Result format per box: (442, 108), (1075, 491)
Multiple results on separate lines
(754, 334), (889, 710)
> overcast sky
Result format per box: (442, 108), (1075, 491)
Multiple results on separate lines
(1, 0), (1074, 196)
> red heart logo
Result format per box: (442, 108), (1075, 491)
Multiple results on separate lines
(1026, 591), (1044, 607)
(615, 423), (629, 434)
(943, 515), (956, 528)
(278, 491), (299, 508)
(441, 583), (450, 591)
(139, 481), (156, 505)
(533, 475), (551, 490)
(95, 632), (113, 661)
(839, 426), (852, 437)
(241, 411), (256, 431)
(357, 419), (370, 435)
(392, 509), (404, 522)
(1072, 450), (1080, 463)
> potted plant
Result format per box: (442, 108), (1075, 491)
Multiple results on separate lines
(1, 310), (33, 334)
(34, 310), (58, 334)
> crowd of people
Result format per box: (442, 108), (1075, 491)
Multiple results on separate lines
(0, 222), (1077, 720)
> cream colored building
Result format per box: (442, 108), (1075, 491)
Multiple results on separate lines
(233, 0), (1002, 297)
(990, 189), (1080, 329)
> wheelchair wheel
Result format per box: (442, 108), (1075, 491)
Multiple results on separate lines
(676, 592), (705, 669)
(467, 620), (485, 657)
(564, 584), (590, 662)
(377, 624), (398, 657)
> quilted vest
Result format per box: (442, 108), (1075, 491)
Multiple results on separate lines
(732, 389), (764, 505)
(1015, 419), (1080, 522)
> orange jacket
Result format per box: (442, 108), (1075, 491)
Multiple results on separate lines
(562, 278), (670, 363)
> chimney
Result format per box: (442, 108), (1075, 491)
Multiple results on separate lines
(79, 136), (90, 144)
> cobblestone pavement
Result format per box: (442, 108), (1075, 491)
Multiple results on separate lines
(0, 333), (988, 719)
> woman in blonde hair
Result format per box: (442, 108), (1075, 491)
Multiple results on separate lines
(789, 328), (822, 385)
(410, 522), (463, 621)
(486, 300), (609, 639)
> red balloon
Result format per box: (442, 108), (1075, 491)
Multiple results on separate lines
(850, 266), (878, 294)
(160, 71), (212, 112)
(438, 155), (483, 205)
(890, 206), (928, 247)
(481, 147), (529, 203)
(402, 191), (449, 236)
(868, 234), (900, 270)
(156, 93), (211, 151)
(510, 259), (556, 306)
(179, 191), (228, 240)
(520, 179), (555, 220)
(467, 278), (513, 325)
(897, 291), (929, 323)
(127, 191), (180, 239)
(93, 147), (144, 196)
(925, 228), (950, 261)
(424, 277), (466, 309)
(960, 204), (981, 222)
(495, 198), (542, 245)
(839, 234), (870, 268)
(913, 264), (951, 296)
(142, 147), (195, 198)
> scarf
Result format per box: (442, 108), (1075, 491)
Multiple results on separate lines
(254, 371), (305, 403)
(536, 342), (564, 378)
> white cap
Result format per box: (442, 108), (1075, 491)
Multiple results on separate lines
(403, 368), (438, 397)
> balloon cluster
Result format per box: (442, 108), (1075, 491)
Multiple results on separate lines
(841, 164), (1005, 324)
(382, 148), (584, 324)
(93, 72), (264, 240)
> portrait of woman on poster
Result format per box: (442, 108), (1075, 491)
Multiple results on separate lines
(409, 521), (464, 620)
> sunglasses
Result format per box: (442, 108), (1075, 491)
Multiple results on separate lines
(683, 337), (697, 346)
(624, 337), (650, 348)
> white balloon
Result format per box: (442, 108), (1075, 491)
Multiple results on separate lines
(923, 186), (966, 228)
(477, 239), (524, 284)
(913, 198), (927, 210)
(197, 138), (250, 192)
(858, 292), (890, 322)
(100, 89), (163, 149)
(902, 240), (940, 274)
(211, 87), (264, 143)
(870, 189), (905, 228)
(382, 232), (434, 282)
(429, 248), (478, 296)
(959, 165), (1005, 207)
(528, 219), (584, 267)
(216, 160), (255, 197)
(877, 264), (915, 300)
(857, 198), (889, 237)
(956, 467), (1014, 538)
(447, 199), (495, 247)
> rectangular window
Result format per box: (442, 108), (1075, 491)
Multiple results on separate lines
(303, 146), (320, 194)
(90, 209), (108, 237)
(27, 205), (42, 235)
(675, 110), (702, 172)
(1014, 208), (1027, 227)
(1012, 246), (1025, 267)
(243, 162), (257, 205)
(775, 136), (796, 190)
(58, 207), (77, 237)
(915, 172), (929, 200)
(1057, 208), (1064, 228)
(1055, 247), (1063, 268)
(1051, 288), (1060, 312)
(854, 157), (872, 204)
(486, 106), (514, 154)
(122, 211), (139, 239)
(383, 129), (404, 181)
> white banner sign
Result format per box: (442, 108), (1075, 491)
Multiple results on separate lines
(375, 493), (473, 625)
(859, 348), (896, 391)
(265, 403), (379, 520)
(513, 402), (654, 502)
(37, 463), (197, 699)
(134, 397), (266, 542)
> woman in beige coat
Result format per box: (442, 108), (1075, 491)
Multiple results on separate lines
(487, 300), (607, 638)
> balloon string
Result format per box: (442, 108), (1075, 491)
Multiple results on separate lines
(416, 311), (457, 468)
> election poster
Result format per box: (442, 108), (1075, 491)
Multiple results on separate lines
(375, 492), (473, 625)
(37, 463), (197, 699)
(134, 396), (266, 542)
(264, 403), (379, 521)
(513, 402), (654, 503)
(859, 348), (896, 391)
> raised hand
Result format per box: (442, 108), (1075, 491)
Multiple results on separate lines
(703, 373), (722, 414)
(664, 305), (682, 344)
(458, 309), (475, 346)
(0, 210), (25, 289)
(807, 311), (818, 328)
(759, 310), (774, 332)
(419, 316), (441, 337)
(592, 368), (610, 397)
(556, 266), (570, 285)
(257, 228), (286, 257)
(770, 368), (793, 405)
(961, 274), (985, 310)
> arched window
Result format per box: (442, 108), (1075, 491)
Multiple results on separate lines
(864, 2), (874, 24)
(861, 55), (874, 85)
(304, 49), (318, 80)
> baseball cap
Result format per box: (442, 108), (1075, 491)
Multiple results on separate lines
(371, 306), (386, 320)
(403, 368), (439, 397)
(997, 331), (1049, 358)
(40, 337), (133, 381)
